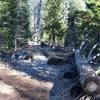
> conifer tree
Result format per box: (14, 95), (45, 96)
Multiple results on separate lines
(64, 0), (86, 47)
(43, 0), (65, 44)
(0, 0), (30, 50)
(75, 0), (100, 49)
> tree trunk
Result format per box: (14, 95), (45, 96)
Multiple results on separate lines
(14, 38), (17, 51)
(75, 49), (100, 96)
(34, 0), (42, 42)
(52, 34), (55, 43)
(64, 15), (76, 48)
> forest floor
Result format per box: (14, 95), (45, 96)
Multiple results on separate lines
(0, 46), (70, 100)
(0, 61), (54, 100)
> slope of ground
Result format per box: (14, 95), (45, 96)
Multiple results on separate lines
(0, 46), (74, 100)
(0, 62), (54, 100)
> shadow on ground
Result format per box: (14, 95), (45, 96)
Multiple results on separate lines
(8, 60), (61, 82)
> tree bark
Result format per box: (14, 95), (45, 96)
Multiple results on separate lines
(64, 15), (76, 48)
(75, 49), (100, 96)
(34, 0), (42, 42)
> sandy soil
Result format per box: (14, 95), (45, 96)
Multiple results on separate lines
(0, 62), (53, 100)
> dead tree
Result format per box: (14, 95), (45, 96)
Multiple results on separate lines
(75, 49), (100, 96)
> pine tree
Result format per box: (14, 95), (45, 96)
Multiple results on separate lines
(64, 0), (87, 48)
(0, 0), (30, 50)
(27, 0), (43, 42)
(43, 0), (65, 44)
(75, 0), (100, 49)
(0, 0), (18, 50)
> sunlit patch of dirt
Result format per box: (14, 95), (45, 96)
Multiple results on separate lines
(0, 81), (17, 95)
(0, 62), (53, 100)
(0, 81), (22, 100)
(33, 54), (48, 61)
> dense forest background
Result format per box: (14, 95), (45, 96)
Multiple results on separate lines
(0, 0), (100, 51)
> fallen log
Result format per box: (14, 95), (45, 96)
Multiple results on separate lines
(92, 94), (100, 100)
(75, 49), (100, 96)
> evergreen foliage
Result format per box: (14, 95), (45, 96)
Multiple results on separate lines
(0, 0), (30, 50)
(75, 0), (100, 52)
(43, 0), (66, 44)
(0, 0), (99, 52)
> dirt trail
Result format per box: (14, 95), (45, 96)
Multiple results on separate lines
(0, 62), (53, 100)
